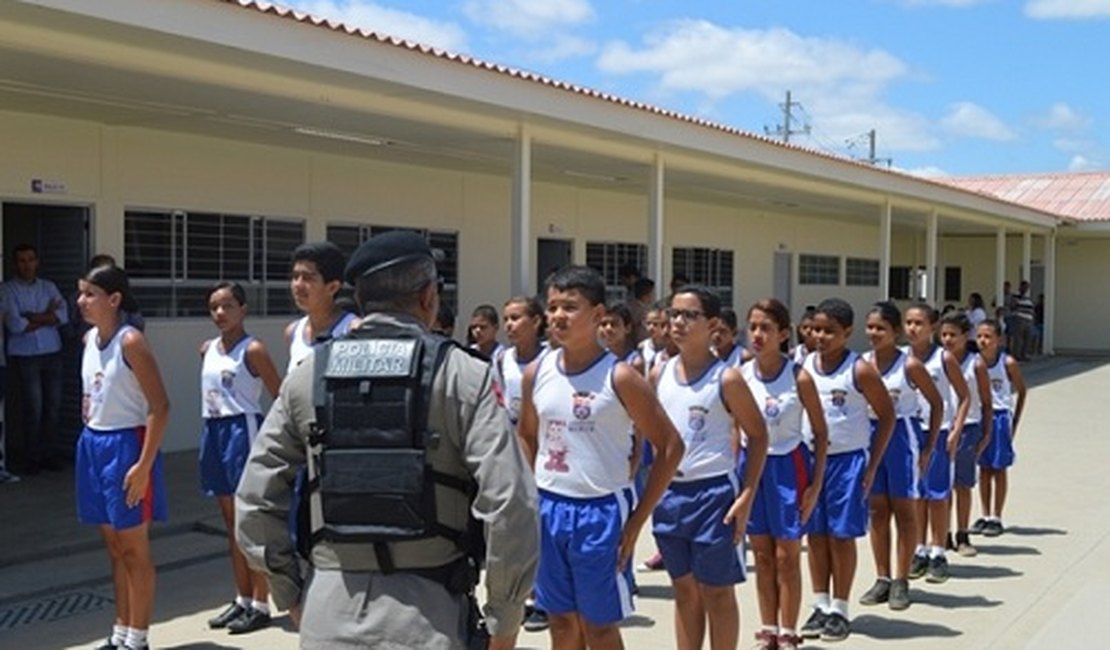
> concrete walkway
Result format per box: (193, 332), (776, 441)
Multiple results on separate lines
(0, 355), (1106, 649)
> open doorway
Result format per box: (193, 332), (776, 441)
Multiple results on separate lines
(537, 238), (573, 293)
(2, 202), (90, 469)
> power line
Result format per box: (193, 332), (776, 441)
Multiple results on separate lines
(764, 90), (811, 144)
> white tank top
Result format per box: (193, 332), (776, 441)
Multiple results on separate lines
(639, 340), (668, 377)
(82, 325), (148, 430)
(742, 357), (805, 456)
(656, 357), (735, 481)
(864, 349), (919, 419)
(986, 353), (1013, 412)
(804, 350), (870, 454)
(201, 335), (263, 418)
(532, 350), (635, 498)
(287, 312), (358, 373)
(720, 344), (745, 368)
(792, 346), (811, 366)
(958, 351), (983, 424)
(496, 346), (545, 432)
(915, 344), (954, 430)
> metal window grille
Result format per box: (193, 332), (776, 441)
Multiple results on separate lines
(124, 209), (305, 317)
(799, 254), (840, 286)
(671, 247), (735, 307)
(585, 241), (648, 304)
(846, 257), (880, 287)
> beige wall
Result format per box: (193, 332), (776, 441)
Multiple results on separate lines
(1, 108), (1092, 451)
(1054, 235), (1110, 351)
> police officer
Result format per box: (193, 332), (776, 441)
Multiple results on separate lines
(236, 231), (538, 650)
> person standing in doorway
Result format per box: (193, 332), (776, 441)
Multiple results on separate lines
(3, 243), (68, 475)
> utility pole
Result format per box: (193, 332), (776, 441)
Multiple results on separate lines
(765, 90), (810, 144)
(864, 129), (893, 167)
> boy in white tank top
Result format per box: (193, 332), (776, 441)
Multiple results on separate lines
(285, 242), (357, 373)
(799, 299), (895, 644)
(519, 266), (684, 650)
(652, 288), (768, 650)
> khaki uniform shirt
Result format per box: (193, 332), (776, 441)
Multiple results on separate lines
(236, 311), (538, 640)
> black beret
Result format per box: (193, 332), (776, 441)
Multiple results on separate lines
(344, 230), (441, 284)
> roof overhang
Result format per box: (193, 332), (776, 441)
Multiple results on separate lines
(1, 0), (1063, 235)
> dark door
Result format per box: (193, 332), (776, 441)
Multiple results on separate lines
(3, 202), (90, 459)
(537, 238), (573, 292)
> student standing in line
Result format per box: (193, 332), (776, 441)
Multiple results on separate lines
(939, 312), (994, 557)
(496, 295), (550, 634)
(791, 307), (818, 365)
(637, 301), (671, 378)
(858, 303), (943, 612)
(518, 266), (684, 650)
(76, 265), (169, 650)
(799, 298), (895, 643)
(973, 320), (1027, 537)
(599, 302), (645, 375)
(285, 242), (357, 373)
(711, 307), (749, 367)
(652, 287), (768, 650)
(743, 299), (828, 650)
(199, 281), (282, 635)
(469, 304), (505, 360)
(904, 304), (971, 583)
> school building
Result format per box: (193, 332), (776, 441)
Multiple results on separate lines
(0, 0), (1103, 452)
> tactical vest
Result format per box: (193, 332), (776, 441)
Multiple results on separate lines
(305, 325), (481, 578)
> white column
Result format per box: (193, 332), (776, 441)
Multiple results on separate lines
(1044, 232), (1056, 355)
(511, 125), (532, 297)
(995, 226), (1007, 309)
(1022, 231), (1033, 284)
(925, 210), (938, 304)
(648, 154), (665, 286)
(879, 200), (892, 300)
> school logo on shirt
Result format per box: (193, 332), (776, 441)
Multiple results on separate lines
(221, 370), (235, 390)
(831, 389), (847, 408)
(688, 406), (708, 433)
(572, 391), (594, 420)
(205, 389), (222, 418)
(889, 388), (902, 402)
(764, 396), (782, 420)
(991, 378), (1004, 393)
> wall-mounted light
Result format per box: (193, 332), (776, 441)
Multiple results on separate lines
(293, 126), (385, 146)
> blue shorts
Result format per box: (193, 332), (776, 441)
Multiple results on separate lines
(535, 488), (636, 626)
(917, 426), (953, 501)
(806, 449), (869, 539)
(199, 413), (262, 496)
(749, 445), (812, 540)
(979, 410), (1014, 469)
(76, 426), (168, 530)
(654, 474), (746, 586)
(954, 422), (983, 488)
(870, 418), (921, 499)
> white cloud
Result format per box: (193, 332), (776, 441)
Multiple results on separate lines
(463, 0), (594, 37)
(1068, 154), (1100, 170)
(940, 102), (1016, 141)
(294, 1), (468, 51)
(1037, 102), (1092, 130)
(901, 165), (951, 178)
(596, 21), (940, 153)
(1025, 0), (1110, 18)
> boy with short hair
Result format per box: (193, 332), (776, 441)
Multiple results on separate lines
(519, 266), (684, 650)
(285, 242), (357, 371)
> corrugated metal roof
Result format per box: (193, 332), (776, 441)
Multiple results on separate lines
(944, 172), (1110, 222)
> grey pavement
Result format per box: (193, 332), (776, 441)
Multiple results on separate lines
(0, 355), (1107, 649)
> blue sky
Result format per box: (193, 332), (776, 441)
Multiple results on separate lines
(284, 0), (1109, 177)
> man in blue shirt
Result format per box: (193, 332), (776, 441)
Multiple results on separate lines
(3, 244), (67, 474)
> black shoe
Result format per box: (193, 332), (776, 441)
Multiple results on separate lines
(926, 555), (950, 584)
(91, 639), (116, 650)
(800, 607), (828, 639)
(522, 607), (549, 632)
(208, 602), (246, 629)
(970, 518), (989, 534)
(821, 612), (851, 642)
(227, 607), (272, 634)
(983, 520), (1004, 537)
(859, 579), (891, 605)
(888, 578), (911, 611)
(908, 554), (929, 580)
(946, 532), (957, 551)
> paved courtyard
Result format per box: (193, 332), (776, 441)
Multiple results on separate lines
(0, 355), (1106, 649)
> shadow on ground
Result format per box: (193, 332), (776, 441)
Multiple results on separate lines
(911, 590), (1003, 609)
(948, 564), (1023, 580)
(851, 613), (962, 640)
